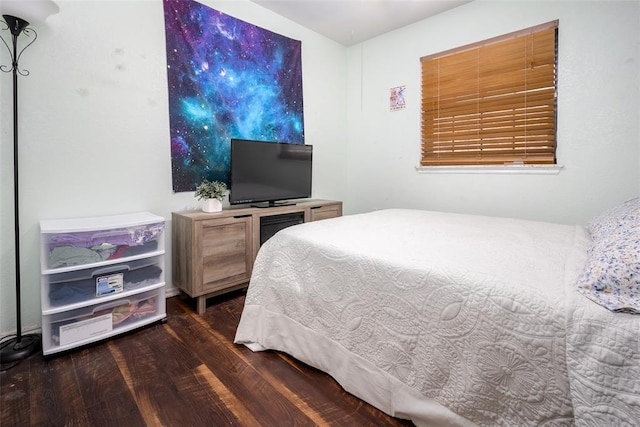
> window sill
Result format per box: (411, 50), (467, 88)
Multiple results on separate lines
(415, 164), (564, 175)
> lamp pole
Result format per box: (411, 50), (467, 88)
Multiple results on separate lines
(0, 14), (41, 365)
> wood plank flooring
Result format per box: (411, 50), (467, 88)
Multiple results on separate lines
(1, 291), (413, 426)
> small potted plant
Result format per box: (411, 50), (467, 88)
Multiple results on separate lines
(194, 179), (227, 212)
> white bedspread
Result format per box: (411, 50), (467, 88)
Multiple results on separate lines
(563, 240), (640, 426)
(234, 209), (640, 426)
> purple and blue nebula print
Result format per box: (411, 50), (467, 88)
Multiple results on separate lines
(163, 0), (305, 192)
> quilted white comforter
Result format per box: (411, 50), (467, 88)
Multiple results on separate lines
(234, 209), (640, 426)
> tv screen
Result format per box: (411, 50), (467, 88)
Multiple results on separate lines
(229, 139), (312, 207)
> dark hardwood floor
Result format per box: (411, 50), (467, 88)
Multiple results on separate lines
(1, 291), (414, 426)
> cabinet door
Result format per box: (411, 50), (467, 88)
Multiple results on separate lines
(310, 203), (342, 222)
(199, 216), (253, 294)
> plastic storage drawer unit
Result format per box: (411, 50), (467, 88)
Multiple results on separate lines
(40, 212), (167, 356)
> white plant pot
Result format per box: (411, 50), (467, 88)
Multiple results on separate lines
(202, 198), (222, 213)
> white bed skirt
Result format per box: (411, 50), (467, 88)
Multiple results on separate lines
(237, 303), (476, 426)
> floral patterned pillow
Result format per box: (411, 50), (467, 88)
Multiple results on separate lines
(577, 197), (640, 314)
(587, 197), (639, 240)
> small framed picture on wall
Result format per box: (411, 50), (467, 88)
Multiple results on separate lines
(390, 85), (406, 111)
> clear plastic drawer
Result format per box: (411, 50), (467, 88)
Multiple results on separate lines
(42, 288), (165, 353)
(44, 256), (164, 311)
(40, 213), (165, 271)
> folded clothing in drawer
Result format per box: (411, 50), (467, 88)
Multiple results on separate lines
(48, 258), (163, 307)
(48, 291), (160, 347)
(48, 239), (159, 269)
(47, 222), (164, 249)
(46, 222), (164, 269)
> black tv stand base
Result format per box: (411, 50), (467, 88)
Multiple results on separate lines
(251, 201), (295, 208)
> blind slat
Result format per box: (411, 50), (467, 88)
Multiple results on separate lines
(423, 144), (556, 153)
(424, 110), (556, 124)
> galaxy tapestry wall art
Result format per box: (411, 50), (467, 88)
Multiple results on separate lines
(163, 0), (305, 192)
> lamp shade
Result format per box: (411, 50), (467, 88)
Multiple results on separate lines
(1, 0), (59, 24)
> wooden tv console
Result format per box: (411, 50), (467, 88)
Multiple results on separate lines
(172, 199), (342, 314)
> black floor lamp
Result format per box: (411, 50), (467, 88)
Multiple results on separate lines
(0, 0), (59, 367)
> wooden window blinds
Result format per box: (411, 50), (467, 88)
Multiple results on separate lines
(420, 21), (558, 166)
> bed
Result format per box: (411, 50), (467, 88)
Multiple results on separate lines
(234, 199), (640, 426)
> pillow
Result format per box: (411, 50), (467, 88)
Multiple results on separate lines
(577, 197), (640, 314)
(587, 197), (639, 241)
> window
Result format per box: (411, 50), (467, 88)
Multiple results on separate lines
(420, 21), (558, 166)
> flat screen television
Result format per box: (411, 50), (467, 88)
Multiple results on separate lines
(229, 138), (312, 207)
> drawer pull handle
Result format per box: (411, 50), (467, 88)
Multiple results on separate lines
(92, 299), (132, 314)
(92, 265), (131, 277)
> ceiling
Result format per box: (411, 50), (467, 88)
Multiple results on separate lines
(250, 0), (472, 46)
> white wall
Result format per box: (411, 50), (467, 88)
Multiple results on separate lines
(0, 0), (348, 334)
(346, 0), (640, 224)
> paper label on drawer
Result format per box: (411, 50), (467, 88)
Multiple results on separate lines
(96, 273), (124, 296)
(59, 313), (113, 346)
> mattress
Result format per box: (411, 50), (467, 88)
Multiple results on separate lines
(234, 209), (639, 426)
